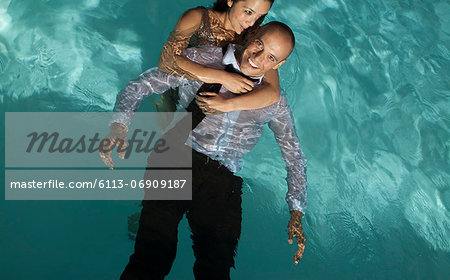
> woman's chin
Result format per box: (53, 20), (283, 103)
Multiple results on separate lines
(234, 25), (244, 34)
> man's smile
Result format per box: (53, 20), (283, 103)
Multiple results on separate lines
(247, 56), (260, 69)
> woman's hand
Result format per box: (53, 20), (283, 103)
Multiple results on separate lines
(220, 71), (254, 94)
(195, 92), (228, 114)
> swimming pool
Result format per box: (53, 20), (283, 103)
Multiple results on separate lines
(1, 0), (449, 279)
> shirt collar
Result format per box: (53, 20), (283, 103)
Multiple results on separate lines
(222, 44), (264, 84)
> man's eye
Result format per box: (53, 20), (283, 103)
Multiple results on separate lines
(256, 40), (263, 47)
(269, 55), (275, 61)
(245, 10), (252, 15)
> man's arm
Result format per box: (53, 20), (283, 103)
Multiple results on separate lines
(267, 93), (307, 213)
(111, 46), (224, 127)
(267, 92), (307, 264)
(111, 68), (195, 127)
(100, 47), (223, 169)
(100, 68), (194, 169)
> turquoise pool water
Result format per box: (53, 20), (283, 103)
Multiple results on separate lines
(1, 0), (449, 279)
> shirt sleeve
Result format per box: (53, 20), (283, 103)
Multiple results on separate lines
(111, 67), (195, 127)
(267, 93), (308, 215)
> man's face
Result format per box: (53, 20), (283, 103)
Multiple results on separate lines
(239, 29), (291, 77)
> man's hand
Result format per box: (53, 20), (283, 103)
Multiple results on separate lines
(288, 210), (306, 264)
(220, 71), (254, 94)
(195, 92), (226, 114)
(98, 122), (128, 170)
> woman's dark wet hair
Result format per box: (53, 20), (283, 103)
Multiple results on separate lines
(212, 0), (275, 12)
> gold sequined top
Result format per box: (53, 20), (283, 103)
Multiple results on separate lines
(158, 7), (243, 80)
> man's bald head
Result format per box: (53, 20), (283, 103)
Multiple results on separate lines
(254, 21), (295, 57)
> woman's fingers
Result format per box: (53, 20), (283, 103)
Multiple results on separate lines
(200, 99), (213, 107)
(242, 83), (253, 92)
(204, 108), (222, 115)
(240, 79), (254, 92)
(194, 95), (205, 103)
(196, 100), (207, 108)
(224, 72), (255, 93)
(195, 97), (209, 108)
(242, 77), (254, 88)
(198, 91), (218, 97)
(195, 95), (208, 103)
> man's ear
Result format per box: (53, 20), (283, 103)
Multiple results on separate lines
(273, 59), (287, 70)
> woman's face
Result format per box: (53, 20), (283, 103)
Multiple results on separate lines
(227, 0), (272, 34)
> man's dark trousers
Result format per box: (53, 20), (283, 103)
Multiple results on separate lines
(120, 92), (244, 279)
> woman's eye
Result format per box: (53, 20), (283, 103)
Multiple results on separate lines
(256, 40), (262, 47)
(245, 10), (252, 15)
(269, 56), (275, 62)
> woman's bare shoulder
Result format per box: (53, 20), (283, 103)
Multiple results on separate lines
(176, 7), (208, 30)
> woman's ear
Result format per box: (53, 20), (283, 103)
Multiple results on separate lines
(227, 0), (234, 8)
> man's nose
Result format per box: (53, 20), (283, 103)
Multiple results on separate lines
(253, 50), (264, 64)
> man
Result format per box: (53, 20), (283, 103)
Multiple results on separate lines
(101, 21), (307, 279)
